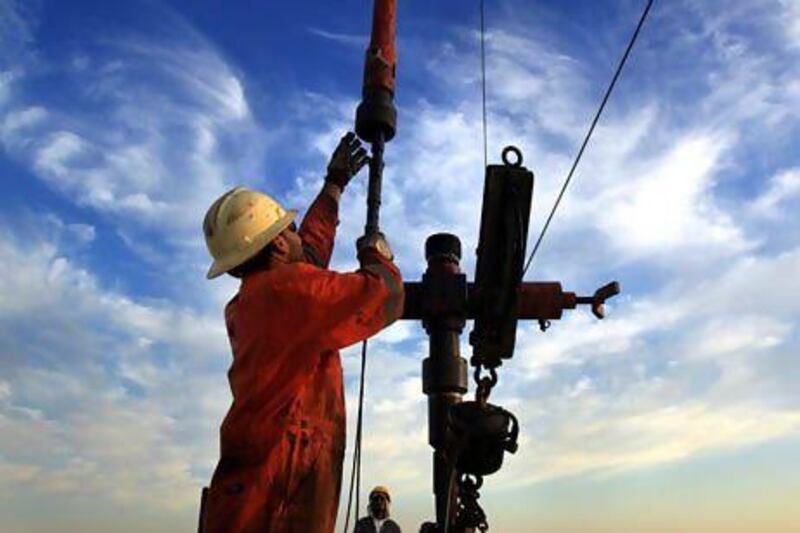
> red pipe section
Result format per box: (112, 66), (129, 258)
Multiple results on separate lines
(363, 0), (397, 96)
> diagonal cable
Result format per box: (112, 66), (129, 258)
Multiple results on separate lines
(523, 0), (655, 277)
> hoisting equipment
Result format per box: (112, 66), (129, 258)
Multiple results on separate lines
(341, 0), (639, 530)
(403, 149), (619, 532)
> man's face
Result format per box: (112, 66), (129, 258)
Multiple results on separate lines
(369, 492), (389, 519)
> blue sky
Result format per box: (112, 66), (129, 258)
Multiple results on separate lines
(2, 0), (800, 531)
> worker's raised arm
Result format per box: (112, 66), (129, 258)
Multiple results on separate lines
(298, 184), (340, 268)
(298, 132), (368, 269)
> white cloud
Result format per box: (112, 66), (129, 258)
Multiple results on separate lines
(0, 222), (230, 510)
(0, 0), (38, 67)
(0, 0), (276, 318)
(308, 27), (366, 47)
(780, 0), (800, 48)
(0, 381), (10, 401)
(511, 402), (800, 484)
(692, 316), (790, 357)
(485, 30), (589, 139)
(114, 39), (251, 121)
(0, 69), (18, 105)
(598, 131), (748, 257)
(0, 105), (46, 144)
(0, 19), (265, 242)
(37, 214), (97, 250)
(34, 131), (89, 179)
(749, 168), (800, 217)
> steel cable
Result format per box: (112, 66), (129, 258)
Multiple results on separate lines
(343, 339), (368, 532)
(480, 0), (489, 169)
(523, 0), (655, 277)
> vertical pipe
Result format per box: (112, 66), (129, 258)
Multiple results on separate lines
(426, 328), (463, 527)
(356, 0), (397, 144)
(365, 0), (397, 96)
(421, 233), (469, 530)
(365, 132), (385, 236)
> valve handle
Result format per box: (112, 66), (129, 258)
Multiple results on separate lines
(575, 281), (621, 319)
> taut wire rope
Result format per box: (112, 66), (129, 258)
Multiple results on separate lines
(522, 0), (655, 277)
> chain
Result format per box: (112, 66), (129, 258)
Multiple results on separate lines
(454, 474), (488, 532)
(473, 364), (498, 405)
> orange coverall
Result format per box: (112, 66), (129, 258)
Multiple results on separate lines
(202, 192), (404, 533)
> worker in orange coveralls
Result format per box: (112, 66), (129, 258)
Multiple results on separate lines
(200, 132), (404, 532)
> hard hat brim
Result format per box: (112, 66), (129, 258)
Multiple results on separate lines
(206, 209), (298, 279)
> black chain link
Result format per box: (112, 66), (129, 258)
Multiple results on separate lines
(473, 364), (498, 404)
(454, 474), (489, 532)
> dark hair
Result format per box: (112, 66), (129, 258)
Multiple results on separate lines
(228, 242), (277, 278)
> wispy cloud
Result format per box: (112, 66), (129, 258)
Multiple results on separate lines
(0, 0), (38, 67)
(0, 218), (228, 510)
(0, 2), (265, 247)
(749, 168), (800, 217)
(308, 27), (367, 47)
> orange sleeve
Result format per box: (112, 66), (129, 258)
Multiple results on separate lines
(298, 191), (339, 269)
(281, 250), (404, 351)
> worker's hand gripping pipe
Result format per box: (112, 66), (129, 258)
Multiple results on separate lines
(356, 0), (397, 237)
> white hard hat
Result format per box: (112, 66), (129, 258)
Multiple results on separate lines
(203, 186), (297, 279)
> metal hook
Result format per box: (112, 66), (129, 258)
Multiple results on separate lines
(575, 281), (621, 319)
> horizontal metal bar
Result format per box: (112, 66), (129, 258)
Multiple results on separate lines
(401, 281), (577, 321)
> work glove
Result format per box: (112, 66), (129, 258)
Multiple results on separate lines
(357, 232), (394, 261)
(326, 131), (369, 190)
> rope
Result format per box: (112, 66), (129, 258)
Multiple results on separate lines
(480, 0), (489, 169)
(343, 339), (369, 532)
(522, 0), (655, 277)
